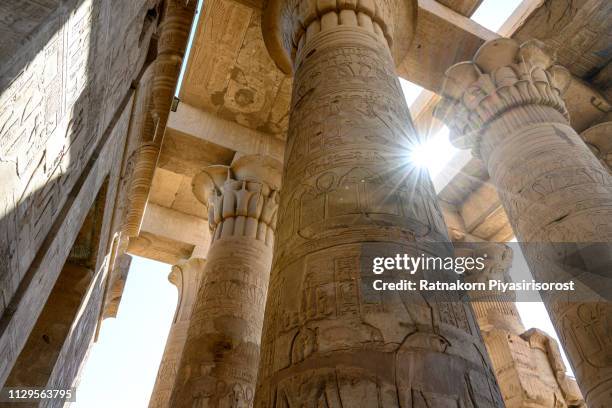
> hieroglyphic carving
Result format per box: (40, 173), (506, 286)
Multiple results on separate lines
(149, 258), (206, 408)
(102, 252), (132, 319)
(0, 17), (70, 309)
(99, 60), (157, 320)
(0, 1), (58, 61)
(0, 0), (156, 323)
(512, 0), (612, 79)
(169, 155), (280, 406)
(105, 61), (155, 253)
(437, 38), (612, 407)
(253, 3), (504, 406)
(457, 242), (585, 407)
(262, 0), (416, 74)
(457, 243), (521, 331)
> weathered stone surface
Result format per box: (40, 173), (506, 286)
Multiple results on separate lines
(0, 97), (133, 402)
(166, 103), (286, 164)
(457, 242), (585, 408)
(581, 121), (612, 173)
(511, 0), (611, 81)
(438, 38), (612, 407)
(169, 155), (281, 406)
(102, 253), (132, 320)
(127, 231), (195, 266)
(0, 0), (154, 321)
(127, 173), (211, 264)
(0, 86), (137, 389)
(3, 0), (611, 403)
(149, 258), (206, 408)
(180, 0), (291, 136)
(4, 263), (93, 390)
(150, 170), (208, 218)
(99, 60), (158, 320)
(122, 0), (197, 237)
(250, 2), (504, 406)
(0, 0), (173, 393)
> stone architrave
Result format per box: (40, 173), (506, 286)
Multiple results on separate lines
(437, 38), (612, 407)
(149, 257), (206, 408)
(456, 242), (585, 408)
(581, 121), (612, 173)
(253, 1), (504, 406)
(168, 155), (281, 407)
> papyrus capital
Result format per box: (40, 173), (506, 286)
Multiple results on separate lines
(435, 38), (572, 158)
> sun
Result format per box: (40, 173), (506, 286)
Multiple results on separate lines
(408, 126), (457, 177)
(410, 140), (436, 169)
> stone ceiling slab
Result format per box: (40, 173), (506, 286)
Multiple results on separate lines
(436, 0), (483, 17)
(128, 231), (195, 265)
(159, 128), (235, 177)
(167, 103), (285, 162)
(149, 168), (208, 218)
(512, 0), (611, 80)
(179, 0), (290, 136)
(397, 0), (498, 93)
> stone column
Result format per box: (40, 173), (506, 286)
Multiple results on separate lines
(169, 155), (281, 407)
(456, 242), (585, 408)
(123, 0), (196, 236)
(254, 1), (503, 406)
(457, 242), (524, 335)
(102, 251), (132, 320)
(149, 257), (206, 408)
(581, 121), (612, 173)
(437, 38), (612, 407)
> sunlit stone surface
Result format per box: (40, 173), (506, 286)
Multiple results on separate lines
(438, 38), (612, 407)
(1, 0), (610, 406)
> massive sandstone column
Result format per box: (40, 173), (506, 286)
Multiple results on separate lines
(149, 257), (206, 408)
(254, 1), (503, 406)
(437, 38), (612, 407)
(169, 155), (281, 407)
(456, 242), (584, 408)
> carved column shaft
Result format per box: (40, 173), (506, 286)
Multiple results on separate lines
(254, 1), (503, 406)
(457, 241), (584, 407)
(149, 258), (206, 408)
(123, 0), (195, 236)
(437, 38), (612, 407)
(581, 121), (612, 173)
(169, 156), (280, 407)
(456, 242), (524, 335)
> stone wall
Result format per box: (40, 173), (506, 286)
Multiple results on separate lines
(0, 0), (161, 389)
(44, 94), (138, 406)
